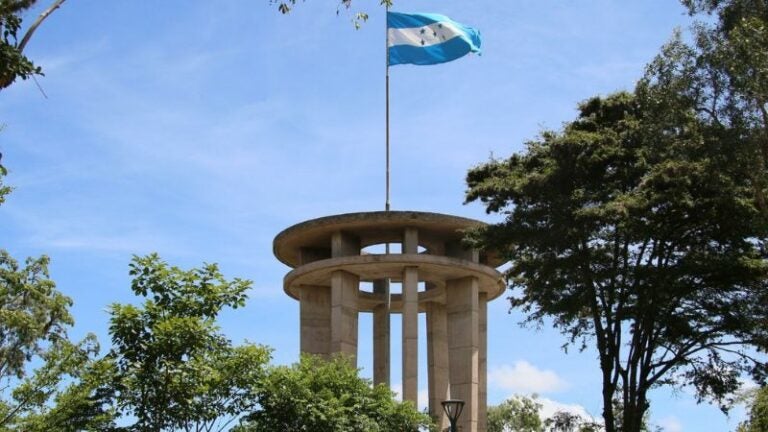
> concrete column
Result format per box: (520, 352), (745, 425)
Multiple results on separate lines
(331, 231), (360, 258)
(427, 289), (450, 430)
(372, 279), (390, 387)
(402, 227), (419, 404)
(330, 231), (360, 363)
(447, 276), (479, 432)
(330, 271), (359, 362)
(403, 227), (419, 254)
(299, 285), (331, 357)
(402, 266), (419, 404)
(479, 292), (488, 432)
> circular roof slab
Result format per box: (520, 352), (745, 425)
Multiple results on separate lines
(274, 211), (505, 268)
(284, 254), (506, 309)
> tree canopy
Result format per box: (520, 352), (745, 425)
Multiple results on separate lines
(737, 386), (768, 432)
(487, 395), (544, 432)
(487, 395), (601, 432)
(0, 161), (110, 431)
(465, 2), (768, 431)
(658, 0), (768, 217)
(465, 89), (768, 432)
(108, 253), (271, 432)
(235, 354), (432, 432)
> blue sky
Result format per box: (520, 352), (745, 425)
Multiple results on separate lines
(0, 0), (753, 430)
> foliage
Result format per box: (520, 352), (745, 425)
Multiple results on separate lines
(544, 411), (602, 432)
(487, 395), (602, 432)
(6, 338), (117, 431)
(0, 250), (82, 428)
(0, 152), (8, 184)
(0, 251), (72, 382)
(736, 386), (768, 432)
(0, 0), (67, 90)
(0, 166), (109, 430)
(108, 253), (270, 432)
(465, 89), (768, 432)
(648, 0), (768, 217)
(0, 165), (11, 209)
(0, 0), (41, 88)
(487, 394), (544, 432)
(236, 354), (433, 432)
(271, 0), (392, 28)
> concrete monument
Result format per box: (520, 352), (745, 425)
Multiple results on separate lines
(273, 210), (505, 432)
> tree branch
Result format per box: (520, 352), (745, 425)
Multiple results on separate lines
(17, 0), (67, 54)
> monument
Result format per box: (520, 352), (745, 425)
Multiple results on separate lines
(273, 210), (505, 431)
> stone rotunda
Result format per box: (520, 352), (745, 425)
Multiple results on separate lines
(273, 210), (506, 432)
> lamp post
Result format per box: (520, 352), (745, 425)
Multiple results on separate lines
(441, 399), (465, 432)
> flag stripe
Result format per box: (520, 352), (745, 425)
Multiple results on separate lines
(387, 12), (447, 29)
(388, 36), (476, 66)
(387, 21), (464, 48)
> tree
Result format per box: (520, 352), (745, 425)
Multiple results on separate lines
(0, 251), (72, 385)
(486, 395), (602, 432)
(236, 354), (433, 432)
(0, 167), (111, 430)
(646, 1), (768, 218)
(736, 386), (768, 432)
(107, 253), (271, 432)
(544, 411), (602, 432)
(487, 395), (544, 432)
(6, 338), (117, 432)
(465, 91), (768, 432)
(0, 0), (68, 91)
(0, 249), (76, 428)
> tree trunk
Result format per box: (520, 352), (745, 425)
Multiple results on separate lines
(600, 357), (617, 432)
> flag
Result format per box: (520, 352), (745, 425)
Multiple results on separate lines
(387, 12), (481, 66)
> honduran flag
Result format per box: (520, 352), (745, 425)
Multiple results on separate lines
(387, 12), (481, 66)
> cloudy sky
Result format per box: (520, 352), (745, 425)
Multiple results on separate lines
(0, 0), (751, 430)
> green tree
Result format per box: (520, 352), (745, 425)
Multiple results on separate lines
(7, 339), (117, 431)
(736, 386), (768, 432)
(465, 91), (768, 432)
(487, 395), (544, 432)
(0, 168), (111, 430)
(486, 395), (603, 432)
(0, 0), (67, 90)
(236, 354), (432, 432)
(108, 253), (271, 432)
(544, 411), (602, 432)
(0, 251), (72, 385)
(645, 1), (768, 217)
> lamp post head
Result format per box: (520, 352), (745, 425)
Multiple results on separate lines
(441, 399), (465, 425)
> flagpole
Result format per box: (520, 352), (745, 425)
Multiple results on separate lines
(385, 5), (391, 213)
(384, 5), (391, 311)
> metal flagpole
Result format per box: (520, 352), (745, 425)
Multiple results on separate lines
(385, 6), (391, 213)
(384, 5), (391, 310)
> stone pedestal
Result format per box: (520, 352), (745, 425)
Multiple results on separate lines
(274, 211), (505, 432)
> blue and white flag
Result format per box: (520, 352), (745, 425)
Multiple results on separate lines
(387, 12), (481, 66)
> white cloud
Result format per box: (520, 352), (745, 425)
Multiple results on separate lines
(537, 397), (596, 423)
(489, 361), (568, 394)
(657, 415), (683, 432)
